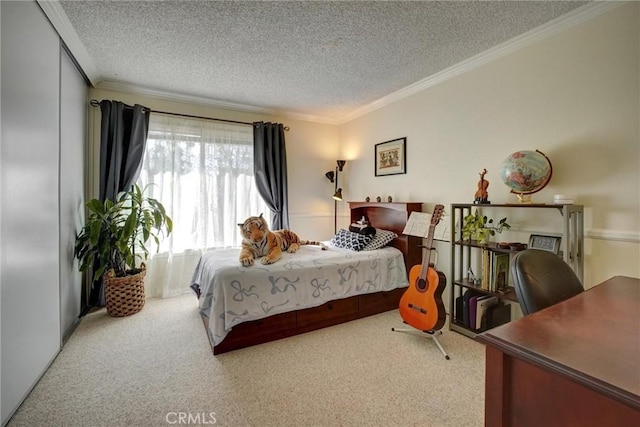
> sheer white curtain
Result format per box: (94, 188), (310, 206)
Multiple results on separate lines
(138, 113), (271, 298)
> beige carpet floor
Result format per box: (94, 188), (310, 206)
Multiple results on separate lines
(7, 293), (485, 427)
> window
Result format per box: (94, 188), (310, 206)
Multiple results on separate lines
(137, 113), (270, 297)
(139, 113), (271, 251)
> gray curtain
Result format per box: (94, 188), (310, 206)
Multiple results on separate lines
(253, 122), (289, 229)
(99, 100), (150, 202)
(89, 100), (150, 306)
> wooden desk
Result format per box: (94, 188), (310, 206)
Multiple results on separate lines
(476, 276), (640, 427)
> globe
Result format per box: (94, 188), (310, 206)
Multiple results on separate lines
(499, 150), (553, 203)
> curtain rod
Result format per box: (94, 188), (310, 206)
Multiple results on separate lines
(89, 99), (289, 131)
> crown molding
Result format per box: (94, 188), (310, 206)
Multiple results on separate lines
(96, 80), (275, 114)
(338, 1), (627, 124)
(37, 0), (100, 85)
(95, 81), (341, 126)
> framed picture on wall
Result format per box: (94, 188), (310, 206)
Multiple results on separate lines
(375, 137), (406, 176)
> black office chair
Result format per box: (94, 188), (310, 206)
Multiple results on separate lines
(510, 249), (584, 316)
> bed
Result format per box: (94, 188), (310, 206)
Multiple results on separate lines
(190, 201), (423, 354)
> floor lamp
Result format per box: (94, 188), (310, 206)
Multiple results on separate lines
(325, 160), (346, 233)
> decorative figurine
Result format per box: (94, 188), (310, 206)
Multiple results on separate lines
(376, 196), (382, 202)
(474, 168), (490, 204)
(387, 196), (393, 202)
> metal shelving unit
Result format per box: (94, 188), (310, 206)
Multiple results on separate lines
(449, 203), (584, 338)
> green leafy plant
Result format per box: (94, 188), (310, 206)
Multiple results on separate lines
(74, 184), (173, 280)
(461, 210), (510, 242)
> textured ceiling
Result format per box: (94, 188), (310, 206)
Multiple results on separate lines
(58, 0), (591, 122)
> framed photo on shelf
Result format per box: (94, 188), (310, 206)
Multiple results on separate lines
(375, 137), (406, 176)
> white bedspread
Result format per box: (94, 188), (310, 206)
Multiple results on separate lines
(189, 245), (408, 346)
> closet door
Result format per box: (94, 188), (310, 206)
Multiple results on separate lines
(59, 47), (87, 343)
(1, 1), (61, 424)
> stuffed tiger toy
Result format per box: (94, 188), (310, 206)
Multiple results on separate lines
(238, 214), (327, 266)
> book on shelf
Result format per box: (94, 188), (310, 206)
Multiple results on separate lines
(475, 295), (499, 330)
(462, 289), (482, 328)
(493, 253), (510, 293)
(480, 302), (511, 330)
(462, 291), (471, 327)
(481, 250), (490, 290)
(469, 295), (480, 329)
(480, 251), (510, 292)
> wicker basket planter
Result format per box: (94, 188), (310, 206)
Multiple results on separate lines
(104, 263), (146, 317)
(74, 185), (171, 317)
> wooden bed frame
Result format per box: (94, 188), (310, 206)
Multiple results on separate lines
(205, 201), (423, 355)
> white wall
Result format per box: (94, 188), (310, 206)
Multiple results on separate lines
(338, 2), (640, 288)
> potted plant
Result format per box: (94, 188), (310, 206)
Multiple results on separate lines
(74, 184), (172, 316)
(461, 210), (510, 244)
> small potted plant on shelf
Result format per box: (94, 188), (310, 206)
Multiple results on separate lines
(461, 210), (510, 244)
(74, 184), (172, 317)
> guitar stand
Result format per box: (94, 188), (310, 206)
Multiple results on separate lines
(391, 325), (450, 360)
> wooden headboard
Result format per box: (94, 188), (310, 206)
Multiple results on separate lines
(348, 201), (423, 275)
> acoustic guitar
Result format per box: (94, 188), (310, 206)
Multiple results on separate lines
(399, 205), (447, 332)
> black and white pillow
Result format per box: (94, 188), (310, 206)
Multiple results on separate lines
(330, 229), (373, 251)
(362, 229), (398, 250)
